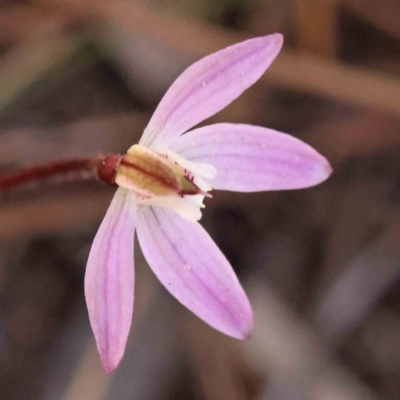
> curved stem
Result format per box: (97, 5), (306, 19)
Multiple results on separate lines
(0, 155), (121, 192)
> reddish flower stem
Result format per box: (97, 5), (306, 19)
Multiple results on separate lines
(0, 155), (122, 192)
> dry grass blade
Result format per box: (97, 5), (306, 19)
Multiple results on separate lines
(0, 112), (148, 166)
(0, 5), (74, 45)
(294, 0), (338, 58)
(187, 315), (249, 400)
(0, 33), (93, 111)
(343, 0), (400, 42)
(315, 213), (400, 342)
(33, 1), (400, 115)
(0, 189), (111, 239)
(248, 284), (380, 400)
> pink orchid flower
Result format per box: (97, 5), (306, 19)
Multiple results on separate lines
(84, 34), (332, 373)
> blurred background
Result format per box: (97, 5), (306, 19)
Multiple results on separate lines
(1, 0), (400, 399)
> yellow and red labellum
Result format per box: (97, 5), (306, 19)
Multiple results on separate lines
(115, 145), (203, 199)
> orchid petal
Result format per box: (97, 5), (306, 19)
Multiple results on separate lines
(140, 34), (283, 149)
(84, 188), (136, 374)
(137, 195), (202, 222)
(169, 123), (332, 192)
(136, 205), (253, 339)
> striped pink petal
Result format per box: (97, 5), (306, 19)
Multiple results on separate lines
(136, 205), (253, 339)
(140, 34), (283, 149)
(84, 188), (136, 374)
(169, 123), (332, 192)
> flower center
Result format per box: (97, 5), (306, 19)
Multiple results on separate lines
(115, 144), (216, 222)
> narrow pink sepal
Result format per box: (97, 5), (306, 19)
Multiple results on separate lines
(169, 123), (332, 192)
(84, 188), (135, 374)
(136, 205), (253, 339)
(140, 34), (283, 149)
